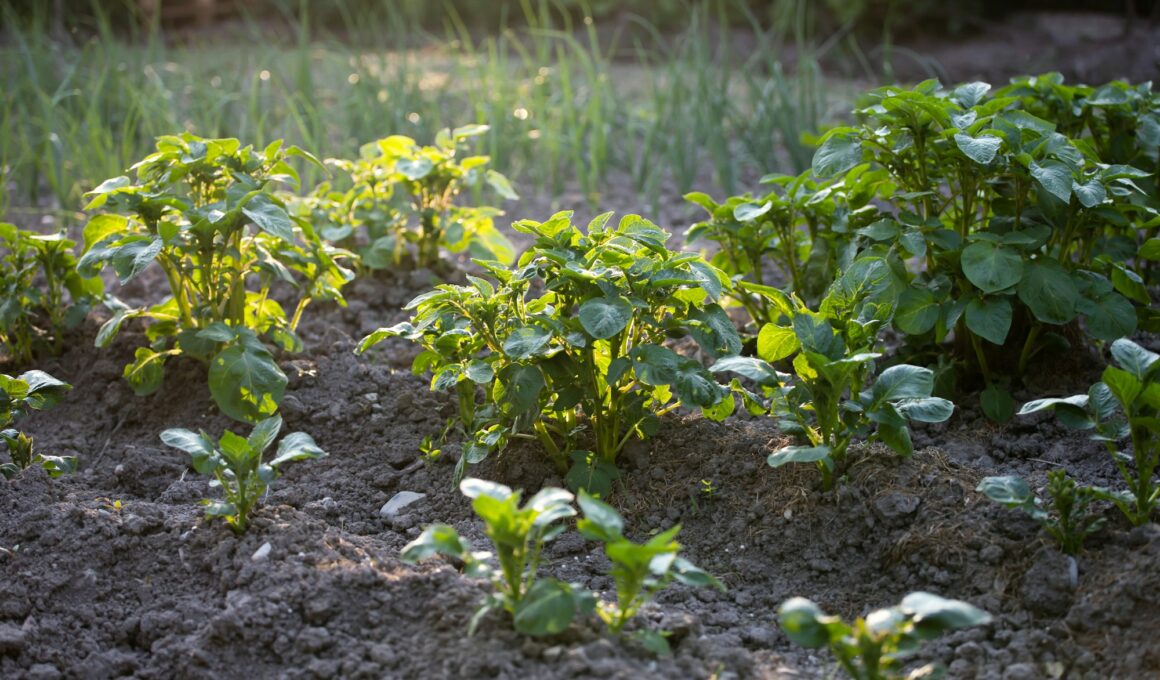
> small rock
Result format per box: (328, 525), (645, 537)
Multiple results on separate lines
(252, 542), (272, 561)
(1003, 662), (1039, 680)
(0, 623), (25, 655)
(1021, 549), (1076, 617)
(873, 492), (921, 525)
(380, 491), (427, 518)
(740, 625), (776, 647)
(542, 645), (565, 663)
(27, 664), (62, 680)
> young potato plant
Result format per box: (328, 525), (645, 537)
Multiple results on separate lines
(778, 592), (992, 680)
(814, 78), (1153, 410)
(712, 258), (954, 489)
(297, 125), (517, 271)
(685, 166), (887, 325)
(402, 479), (594, 637)
(1, 223), (103, 362)
(978, 471), (1106, 555)
(80, 133), (353, 422)
(360, 211), (738, 494)
(1018, 338), (1160, 526)
(160, 415), (326, 533)
(577, 490), (722, 651)
(0, 370), (76, 479)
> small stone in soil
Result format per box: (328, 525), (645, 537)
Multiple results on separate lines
(380, 491), (427, 518)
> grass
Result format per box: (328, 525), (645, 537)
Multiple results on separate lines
(0, 0), (853, 220)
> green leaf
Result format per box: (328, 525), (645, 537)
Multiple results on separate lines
(1077, 292), (1136, 342)
(1017, 262), (1078, 325)
(485, 170), (519, 201)
(401, 524), (471, 563)
(269, 431), (327, 466)
(631, 345), (680, 386)
(503, 326), (553, 360)
(242, 193), (295, 241)
(123, 347), (167, 396)
(954, 133), (1002, 164)
(961, 242), (1024, 294)
(673, 360), (723, 408)
(778, 597), (833, 648)
(895, 397), (954, 423)
(1102, 366), (1142, 406)
(812, 132), (863, 178)
(246, 415), (283, 453)
(901, 592), (992, 635)
(577, 490), (625, 541)
(1017, 393), (1088, 416)
(1072, 180), (1106, 208)
(208, 334), (287, 423)
(734, 201), (772, 222)
(871, 364), (934, 405)
(757, 323), (800, 362)
(1141, 238), (1160, 260)
(709, 355), (782, 386)
(977, 475), (1034, 507)
(513, 580), (589, 637)
(578, 296), (632, 339)
(1110, 338), (1158, 379)
(768, 445), (831, 468)
(498, 364), (545, 415)
(980, 384), (1015, 424)
(895, 288), (940, 335)
(1030, 160), (1073, 203)
(965, 296), (1012, 345)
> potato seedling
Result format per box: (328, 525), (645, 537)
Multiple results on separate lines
(0, 370), (76, 479)
(978, 471), (1105, 555)
(576, 490), (722, 646)
(361, 211), (738, 494)
(160, 415), (327, 533)
(299, 125), (517, 270)
(712, 258), (954, 489)
(1, 223), (103, 362)
(80, 133), (353, 422)
(778, 592), (992, 680)
(402, 479), (594, 636)
(1018, 338), (1160, 525)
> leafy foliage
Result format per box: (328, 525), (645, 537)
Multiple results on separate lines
(813, 77), (1155, 401)
(0, 370), (76, 479)
(576, 490), (722, 644)
(0, 222), (103, 362)
(711, 258), (953, 489)
(160, 415), (327, 533)
(977, 471), (1105, 555)
(294, 125), (517, 270)
(1017, 338), (1160, 526)
(80, 133), (353, 422)
(686, 167), (886, 324)
(360, 211), (737, 493)
(401, 479), (594, 637)
(778, 592), (992, 679)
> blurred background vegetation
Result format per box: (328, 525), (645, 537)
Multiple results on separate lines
(1, 0), (1155, 220)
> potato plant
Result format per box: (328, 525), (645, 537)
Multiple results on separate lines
(1018, 338), (1160, 526)
(1, 222), (103, 362)
(297, 125), (517, 270)
(685, 166), (887, 323)
(814, 79), (1153, 403)
(402, 479), (595, 636)
(360, 211), (738, 494)
(0, 370), (76, 479)
(160, 415), (327, 533)
(779, 592), (992, 680)
(79, 133), (353, 422)
(977, 471), (1106, 555)
(576, 490), (722, 648)
(712, 258), (953, 489)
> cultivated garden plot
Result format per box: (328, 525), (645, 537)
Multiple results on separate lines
(2, 5), (1160, 678)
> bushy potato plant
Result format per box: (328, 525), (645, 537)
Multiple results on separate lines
(685, 166), (887, 322)
(80, 133), (354, 422)
(294, 125), (517, 270)
(778, 592), (992, 680)
(1017, 338), (1160, 526)
(813, 78), (1153, 404)
(0, 370), (76, 479)
(360, 211), (738, 493)
(712, 258), (953, 489)
(978, 471), (1106, 555)
(402, 479), (594, 636)
(160, 415), (327, 533)
(1, 222), (103, 362)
